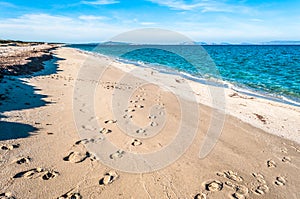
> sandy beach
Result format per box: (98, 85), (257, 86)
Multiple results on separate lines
(0, 46), (299, 199)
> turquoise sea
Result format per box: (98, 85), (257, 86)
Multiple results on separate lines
(68, 44), (300, 106)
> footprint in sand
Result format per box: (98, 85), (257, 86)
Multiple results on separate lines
(282, 156), (291, 163)
(0, 192), (15, 199)
(125, 108), (135, 113)
(134, 105), (144, 109)
(109, 150), (125, 160)
(205, 180), (223, 192)
(132, 139), (142, 146)
(42, 170), (60, 180)
(58, 190), (82, 199)
(81, 125), (96, 131)
(274, 176), (286, 186)
(290, 145), (300, 153)
(74, 137), (103, 145)
(252, 173), (266, 184)
(123, 114), (133, 119)
(104, 120), (117, 124)
(150, 121), (158, 127)
(63, 151), (90, 163)
(15, 156), (31, 165)
(136, 128), (146, 134)
(194, 192), (207, 199)
(99, 171), (119, 185)
(254, 184), (269, 195)
(1, 144), (20, 151)
(136, 94), (144, 98)
(225, 182), (249, 199)
(280, 147), (288, 153)
(100, 128), (112, 135)
(13, 168), (59, 180)
(267, 160), (277, 168)
(217, 170), (243, 182)
(148, 115), (157, 119)
(251, 173), (269, 195)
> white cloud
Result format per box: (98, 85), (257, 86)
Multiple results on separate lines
(148, 0), (203, 11)
(0, 14), (125, 43)
(0, 1), (16, 8)
(140, 22), (156, 26)
(148, 0), (252, 13)
(81, 0), (119, 5)
(79, 15), (108, 20)
(250, 18), (264, 22)
(174, 18), (300, 43)
(1, 13), (299, 43)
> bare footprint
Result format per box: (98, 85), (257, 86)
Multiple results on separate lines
(42, 170), (59, 180)
(274, 176), (286, 186)
(63, 151), (90, 163)
(74, 137), (103, 145)
(81, 125), (96, 131)
(148, 115), (157, 119)
(224, 181), (249, 197)
(0, 192), (15, 199)
(132, 139), (142, 146)
(136, 129), (146, 134)
(13, 168), (59, 180)
(217, 170), (243, 182)
(150, 121), (158, 127)
(280, 147), (288, 153)
(15, 156), (31, 165)
(104, 120), (117, 124)
(99, 171), (119, 185)
(100, 128), (112, 134)
(282, 156), (291, 163)
(252, 173), (266, 184)
(58, 190), (82, 199)
(125, 108), (135, 113)
(109, 150), (125, 159)
(1, 144), (20, 151)
(134, 105), (144, 109)
(123, 114), (133, 119)
(254, 185), (269, 195)
(267, 160), (277, 168)
(205, 180), (223, 191)
(194, 192), (207, 199)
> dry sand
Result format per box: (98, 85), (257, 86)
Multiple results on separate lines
(0, 47), (299, 198)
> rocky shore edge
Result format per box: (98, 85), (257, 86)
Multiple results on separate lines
(0, 41), (62, 81)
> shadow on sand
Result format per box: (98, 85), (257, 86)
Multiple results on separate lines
(0, 56), (65, 141)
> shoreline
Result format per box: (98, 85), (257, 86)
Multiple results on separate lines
(0, 47), (299, 198)
(72, 47), (300, 108)
(72, 47), (300, 144)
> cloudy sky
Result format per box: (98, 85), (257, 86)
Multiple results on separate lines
(0, 0), (299, 43)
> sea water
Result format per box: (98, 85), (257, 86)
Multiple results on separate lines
(68, 44), (300, 106)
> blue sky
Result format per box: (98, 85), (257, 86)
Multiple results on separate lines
(0, 0), (300, 43)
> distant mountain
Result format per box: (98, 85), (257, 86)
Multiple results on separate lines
(261, 41), (300, 45)
(195, 41), (208, 45)
(101, 41), (198, 45)
(100, 41), (132, 45)
(71, 40), (300, 46)
(178, 41), (197, 45)
(197, 41), (300, 45)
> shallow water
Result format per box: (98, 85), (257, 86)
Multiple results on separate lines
(68, 44), (300, 104)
